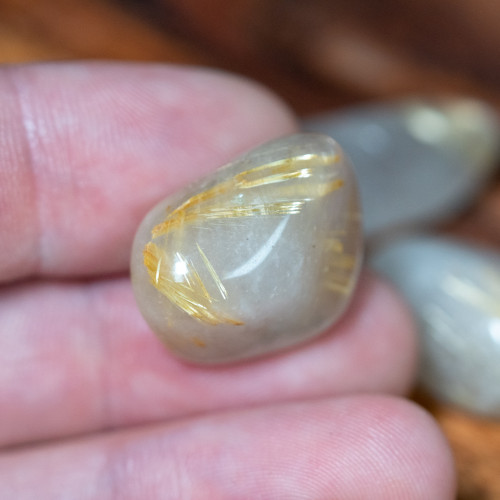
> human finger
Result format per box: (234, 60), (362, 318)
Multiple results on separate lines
(0, 273), (416, 447)
(0, 62), (295, 282)
(0, 395), (456, 499)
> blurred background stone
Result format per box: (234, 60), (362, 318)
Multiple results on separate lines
(1, 0), (499, 496)
(372, 236), (500, 417)
(304, 98), (500, 236)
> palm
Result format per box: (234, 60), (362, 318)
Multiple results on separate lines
(0, 63), (455, 499)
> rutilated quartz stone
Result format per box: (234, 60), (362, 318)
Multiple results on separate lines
(131, 133), (362, 364)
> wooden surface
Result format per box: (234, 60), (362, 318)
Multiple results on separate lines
(1, 0), (499, 497)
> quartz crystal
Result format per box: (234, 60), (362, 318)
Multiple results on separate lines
(131, 134), (362, 364)
(372, 236), (500, 417)
(304, 98), (500, 236)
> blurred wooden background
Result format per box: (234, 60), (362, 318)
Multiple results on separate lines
(1, 0), (499, 497)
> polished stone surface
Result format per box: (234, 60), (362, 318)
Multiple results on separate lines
(372, 236), (500, 417)
(304, 98), (500, 236)
(131, 134), (362, 364)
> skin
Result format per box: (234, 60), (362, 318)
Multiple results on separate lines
(0, 62), (456, 499)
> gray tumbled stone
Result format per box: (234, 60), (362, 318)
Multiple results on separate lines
(304, 99), (500, 236)
(372, 236), (500, 417)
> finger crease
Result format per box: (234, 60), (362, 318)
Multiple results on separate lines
(7, 68), (46, 276)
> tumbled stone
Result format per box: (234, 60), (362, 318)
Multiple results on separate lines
(131, 134), (363, 364)
(372, 236), (500, 417)
(304, 98), (500, 236)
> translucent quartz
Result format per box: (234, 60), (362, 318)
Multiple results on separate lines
(372, 236), (500, 418)
(131, 134), (362, 364)
(304, 98), (500, 236)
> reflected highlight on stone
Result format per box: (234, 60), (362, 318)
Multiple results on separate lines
(131, 133), (362, 364)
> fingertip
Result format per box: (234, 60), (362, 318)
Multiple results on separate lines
(179, 66), (298, 154)
(163, 394), (457, 500)
(260, 394), (457, 500)
(356, 395), (457, 500)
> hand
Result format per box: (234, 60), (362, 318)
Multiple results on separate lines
(0, 63), (455, 499)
